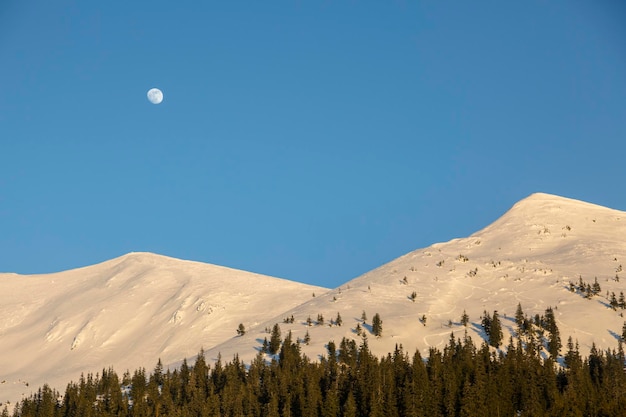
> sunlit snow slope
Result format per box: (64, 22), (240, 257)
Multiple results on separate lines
(207, 193), (626, 367)
(0, 253), (328, 405)
(1, 193), (625, 407)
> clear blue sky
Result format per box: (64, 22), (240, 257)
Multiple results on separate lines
(2, 1), (625, 288)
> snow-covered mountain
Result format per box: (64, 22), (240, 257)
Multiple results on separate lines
(0, 253), (328, 405)
(1, 193), (625, 406)
(206, 193), (626, 364)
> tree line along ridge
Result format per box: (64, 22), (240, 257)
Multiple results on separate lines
(6, 302), (626, 417)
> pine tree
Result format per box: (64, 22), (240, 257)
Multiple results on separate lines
(279, 331), (301, 369)
(269, 323), (281, 355)
(515, 303), (524, 332)
(131, 368), (149, 416)
(372, 313), (383, 337)
(335, 312), (343, 327)
(237, 323), (246, 336)
(321, 388), (340, 417)
(545, 307), (561, 358)
(489, 311), (503, 348)
(461, 310), (469, 327)
(592, 277), (601, 295)
(481, 310), (492, 337)
(361, 310), (367, 323)
(327, 340), (337, 358)
(564, 336), (582, 370)
(343, 391), (358, 417)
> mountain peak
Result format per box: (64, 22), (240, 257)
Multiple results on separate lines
(204, 193), (626, 374)
(511, 192), (607, 211)
(0, 252), (329, 405)
(115, 251), (184, 263)
(111, 251), (187, 267)
(477, 192), (623, 235)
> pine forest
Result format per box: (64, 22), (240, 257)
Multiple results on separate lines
(6, 317), (626, 417)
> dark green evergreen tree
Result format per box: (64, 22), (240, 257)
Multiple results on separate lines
(372, 313), (383, 337)
(592, 277), (601, 295)
(564, 336), (582, 370)
(489, 311), (503, 348)
(343, 391), (358, 417)
(326, 340), (336, 358)
(130, 367), (149, 416)
(481, 310), (491, 337)
(335, 312), (343, 327)
(515, 303), (524, 333)
(461, 310), (469, 327)
(269, 323), (282, 355)
(545, 307), (561, 358)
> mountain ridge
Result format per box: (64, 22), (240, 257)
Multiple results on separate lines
(204, 192), (626, 365)
(0, 251), (329, 405)
(1, 192), (625, 406)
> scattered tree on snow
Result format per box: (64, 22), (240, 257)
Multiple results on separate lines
(335, 312), (343, 327)
(460, 310), (469, 327)
(269, 323), (282, 355)
(372, 313), (383, 337)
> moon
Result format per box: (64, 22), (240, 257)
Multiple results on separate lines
(147, 88), (163, 104)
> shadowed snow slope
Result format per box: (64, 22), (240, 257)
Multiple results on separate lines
(0, 252), (328, 405)
(1, 193), (625, 406)
(206, 193), (626, 368)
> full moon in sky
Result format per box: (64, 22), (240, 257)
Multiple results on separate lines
(147, 88), (163, 104)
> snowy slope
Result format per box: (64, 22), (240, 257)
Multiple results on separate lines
(1, 193), (625, 407)
(0, 252), (329, 405)
(207, 193), (626, 366)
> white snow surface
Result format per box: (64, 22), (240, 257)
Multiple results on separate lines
(1, 193), (626, 406)
(0, 252), (328, 405)
(205, 193), (626, 365)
